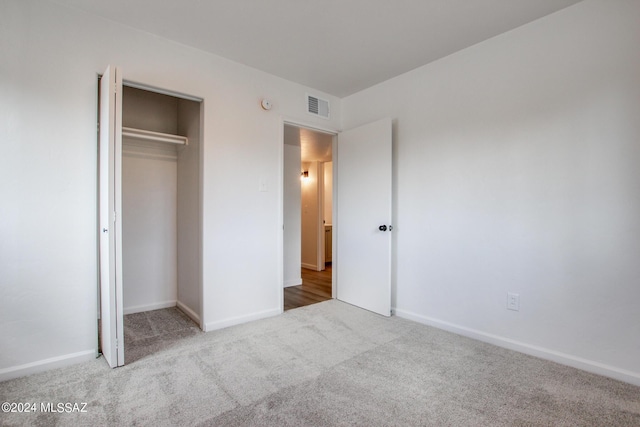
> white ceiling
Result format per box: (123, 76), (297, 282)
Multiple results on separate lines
(51, 0), (582, 97)
(284, 124), (333, 163)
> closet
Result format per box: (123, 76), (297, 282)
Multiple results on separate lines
(120, 85), (202, 326)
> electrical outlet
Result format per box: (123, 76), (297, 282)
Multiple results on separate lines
(507, 292), (520, 311)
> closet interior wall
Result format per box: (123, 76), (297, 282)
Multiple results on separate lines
(121, 86), (201, 325)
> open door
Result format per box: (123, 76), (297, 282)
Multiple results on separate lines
(336, 118), (392, 316)
(99, 65), (125, 367)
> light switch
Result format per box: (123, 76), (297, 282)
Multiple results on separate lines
(259, 177), (268, 192)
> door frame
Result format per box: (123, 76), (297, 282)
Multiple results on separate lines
(279, 118), (339, 313)
(98, 70), (207, 367)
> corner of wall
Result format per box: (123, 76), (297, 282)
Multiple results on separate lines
(395, 309), (640, 387)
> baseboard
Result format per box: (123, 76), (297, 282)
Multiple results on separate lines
(395, 308), (640, 387)
(176, 300), (201, 326)
(301, 263), (317, 270)
(123, 300), (176, 315)
(0, 350), (96, 383)
(204, 308), (280, 332)
(284, 278), (302, 288)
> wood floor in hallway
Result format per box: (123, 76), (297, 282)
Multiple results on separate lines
(284, 264), (332, 311)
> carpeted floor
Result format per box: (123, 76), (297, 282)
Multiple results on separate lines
(124, 307), (201, 363)
(1, 300), (639, 426)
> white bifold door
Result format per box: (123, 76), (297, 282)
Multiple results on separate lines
(336, 118), (393, 317)
(99, 65), (124, 368)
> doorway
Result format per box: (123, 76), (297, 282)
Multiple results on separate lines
(280, 117), (394, 317)
(283, 123), (334, 310)
(98, 67), (204, 367)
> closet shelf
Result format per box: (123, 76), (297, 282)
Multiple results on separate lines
(122, 127), (188, 146)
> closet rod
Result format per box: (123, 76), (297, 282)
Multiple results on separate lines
(122, 126), (188, 145)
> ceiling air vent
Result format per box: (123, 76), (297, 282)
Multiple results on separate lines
(307, 94), (330, 119)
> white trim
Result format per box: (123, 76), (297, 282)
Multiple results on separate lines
(277, 120), (285, 314)
(284, 278), (303, 288)
(282, 118), (338, 136)
(204, 308), (280, 332)
(197, 98), (205, 331)
(123, 300), (176, 315)
(279, 116), (339, 316)
(301, 262), (317, 271)
(176, 301), (201, 325)
(395, 308), (640, 387)
(0, 350), (96, 382)
(331, 137), (338, 300)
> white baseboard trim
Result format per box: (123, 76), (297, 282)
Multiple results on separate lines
(123, 300), (176, 315)
(284, 278), (302, 288)
(0, 350), (96, 382)
(301, 263), (317, 271)
(204, 308), (280, 332)
(176, 300), (201, 326)
(395, 308), (640, 387)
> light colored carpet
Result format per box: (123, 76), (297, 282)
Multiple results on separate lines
(123, 307), (201, 364)
(1, 300), (639, 426)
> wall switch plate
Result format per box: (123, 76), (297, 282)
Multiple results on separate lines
(259, 177), (268, 192)
(507, 292), (520, 311)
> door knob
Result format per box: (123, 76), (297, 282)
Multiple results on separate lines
(379, 225), (387, 232)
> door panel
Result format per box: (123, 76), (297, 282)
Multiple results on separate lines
(99, 65), (124, 367)
(336, 118), (392, 316)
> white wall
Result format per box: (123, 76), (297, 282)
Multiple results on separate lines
(301, 161), (320, 270)
(121, 86), (180, 315)
(0, 0), (341, 379)
(122, 86), (178, 134)
(176, 98), (202, 322)
(122, 143), (178, 313)
(283, 142), (302, 287)
(324, 161), (333, 225)
(342, 0), (640, 384)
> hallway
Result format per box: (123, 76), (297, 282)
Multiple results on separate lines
(284, 265), (332, 310)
